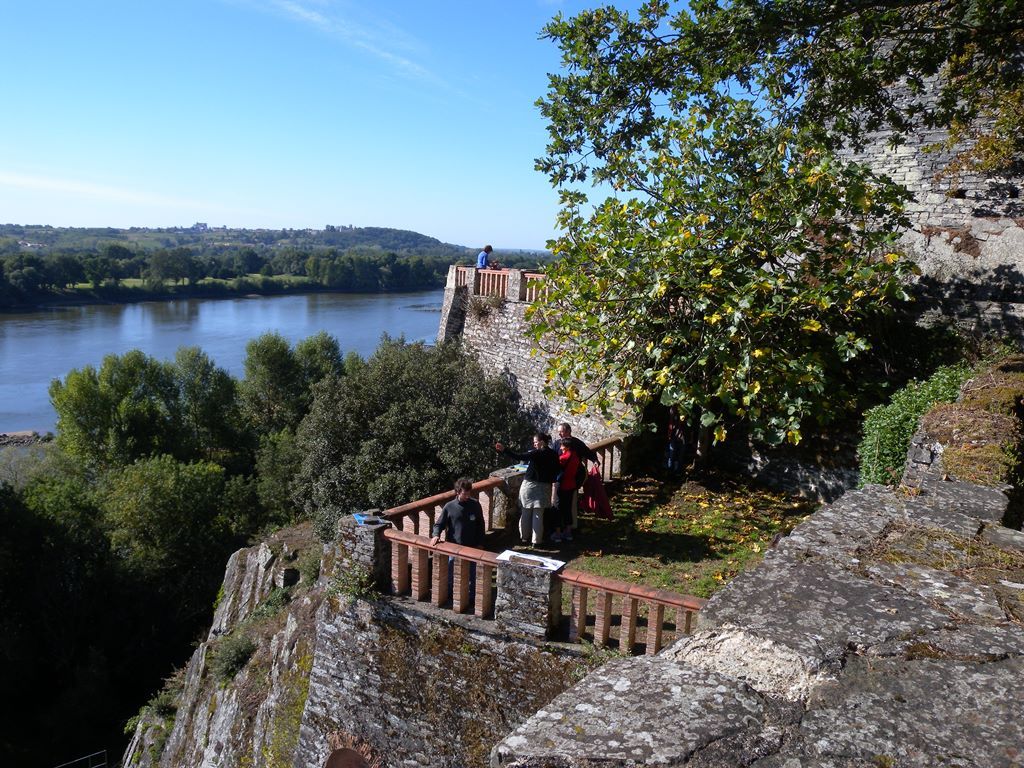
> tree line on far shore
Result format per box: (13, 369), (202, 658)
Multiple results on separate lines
(0, 225), (552, 307)
(0, 334), (532, 768)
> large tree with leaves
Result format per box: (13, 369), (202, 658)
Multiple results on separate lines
(527, 0), (1013, 452)
(294, 338), (532, 539)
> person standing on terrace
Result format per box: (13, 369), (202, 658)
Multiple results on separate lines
(431, 477), (485, 548)
(553, 422), (599, 537)
(476, 244), (500, 269)
(431, 477), (486, 597)
(553, 439), (581, 544)
(496, 432), (559, 547)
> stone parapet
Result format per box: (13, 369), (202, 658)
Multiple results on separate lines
(337, 513), (392, 593)
(492, 476), (1024, 766)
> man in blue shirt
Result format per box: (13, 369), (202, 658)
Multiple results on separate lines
(476, 244), (498, 269)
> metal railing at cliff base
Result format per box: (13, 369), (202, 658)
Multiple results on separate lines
(377, 436), (705, 655)
(51, 750), (107, 768)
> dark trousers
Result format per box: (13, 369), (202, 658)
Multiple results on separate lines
(556, 488), (575, 530)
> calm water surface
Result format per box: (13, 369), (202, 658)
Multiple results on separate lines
(0, 290), (444, 432)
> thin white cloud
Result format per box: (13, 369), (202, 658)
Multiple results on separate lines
(265, 0), (442, 87)
(0, 170), (268, 224)
(0, 170), (205, 209)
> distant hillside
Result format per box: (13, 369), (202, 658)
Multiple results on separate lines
(0, 223), (472, 256)
(0, 224), (552, 308)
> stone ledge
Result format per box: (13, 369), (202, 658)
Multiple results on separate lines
(492, 480), (1024, 767)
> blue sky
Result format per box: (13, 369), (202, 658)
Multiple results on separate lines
(0, 1), (642, 250)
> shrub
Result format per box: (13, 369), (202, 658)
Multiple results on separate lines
(298, 548), (322, 586)
(328, 564), (379, 604)
(858, 362), (974, 485)
(250, 586), (291, 621)
(208, 634), (257, 683)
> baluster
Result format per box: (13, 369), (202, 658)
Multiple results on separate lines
(453, 558), (471, 613)
(646, 602), (665, 654)
(476, 563), (495, 618)
(621, 597), (639, 654)
(481, 489), (494, 531)
(432, 552), (450, 607)
(594, 591), (613, 648)
(682, 607), (695, 635)
(570, 586), (589, 642)
(411, 546), (430, 601)
(392, 543), (409, 595)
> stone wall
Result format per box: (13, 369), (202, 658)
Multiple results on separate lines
(437, 266), (624, 448)
(125, 514), (597, 768)
(839, 86), (1024, 331)
(294, 597), (594, 768)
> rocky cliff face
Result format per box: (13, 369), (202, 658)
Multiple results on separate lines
(123, 519), (596, 768)
(122, 523), (324, 768)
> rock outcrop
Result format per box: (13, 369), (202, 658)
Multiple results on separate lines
(123, 519), (597, 768)
(492, 474), (1024, 767)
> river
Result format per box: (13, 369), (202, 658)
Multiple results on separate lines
(0, 290), (444, 433)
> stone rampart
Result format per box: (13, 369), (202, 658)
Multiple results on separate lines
(437, 265), (624, 447)
(838, 85), (1024, 331)
(492, 468), (1024, 766)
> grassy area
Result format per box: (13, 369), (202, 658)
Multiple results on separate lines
(551, 473), (817, 599)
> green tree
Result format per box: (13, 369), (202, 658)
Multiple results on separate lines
(677, 0), (1024, 170)
(49, 351), (182, 470)
(295, 339), (531, 539)
(294, 331), (346, 391)
(255, 427), (303, 524)
(172, 346), (247, 466)
(239, 332), (306, 435)
(99, 455), (228, 594)
(49, 348), (248, 472)
(532, 3), (918, 457)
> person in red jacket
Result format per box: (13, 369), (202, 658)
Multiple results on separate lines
(553, 439), (581, 544)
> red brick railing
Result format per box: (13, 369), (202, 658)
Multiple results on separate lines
(453, 266), (548, 303)
(476, 268), (508, 299)
(382, 475), (506, 535)
(524, 272), (548, 302)
(374, 437), (704, 653)
(383, 527), (499, 618)
(558, 570), (705, 655)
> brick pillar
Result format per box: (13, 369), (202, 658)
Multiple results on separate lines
(336, 511), (392, 593)
(495, 560), (563, 639)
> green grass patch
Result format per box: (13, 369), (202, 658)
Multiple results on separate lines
(557, 474), (816, 599)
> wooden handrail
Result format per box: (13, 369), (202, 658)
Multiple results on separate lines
(373, 433), (702, 651)
(383, 527), (501, 566)
(383, 476), (505, 521)
(558, 569), (706, 612)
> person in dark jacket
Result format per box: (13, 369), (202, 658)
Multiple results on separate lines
(430, 477), (485, 599)
(430, 477), (485, 547)
(496, 432), (559, 547)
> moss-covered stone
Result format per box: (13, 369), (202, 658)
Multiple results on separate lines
(915, 355), (1024, 487)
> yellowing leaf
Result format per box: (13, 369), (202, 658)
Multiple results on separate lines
(714, 425), (727, 442)
(709, 267), (723, 278)
(801, 319), (822, 332)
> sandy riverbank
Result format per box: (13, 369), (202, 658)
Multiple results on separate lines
(0, 431), (50, 448)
